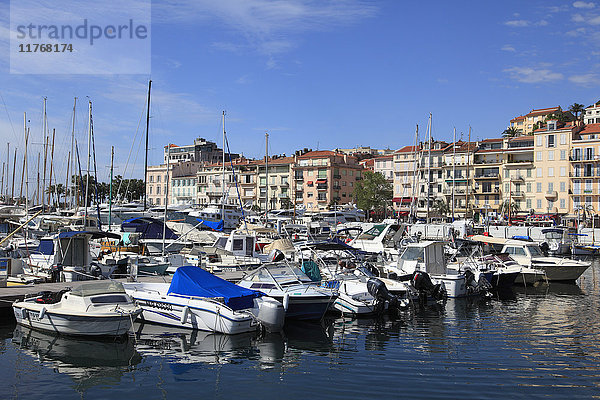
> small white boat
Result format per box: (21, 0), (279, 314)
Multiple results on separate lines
(13, 280), (141, 337)
(124, 266), (285, 334)
(237, 263), (338, 320)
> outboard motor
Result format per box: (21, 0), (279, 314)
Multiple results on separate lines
(367, 278), (399, 313)
(411, 271), (446, 303)
(465, 269), (493, 298)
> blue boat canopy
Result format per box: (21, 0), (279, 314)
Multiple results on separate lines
(195, 219), (224, 232)
(122, 217), (178, 239)
(167, 266), (262, 311)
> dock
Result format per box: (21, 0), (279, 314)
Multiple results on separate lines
(0, 269), (245, 312)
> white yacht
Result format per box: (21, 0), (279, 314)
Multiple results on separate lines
(500, 240), (590, 282)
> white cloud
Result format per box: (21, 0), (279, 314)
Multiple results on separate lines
(504, 67), (564, 83)
(501, 44), (516, 52)
(536, 20), (549, 26)
(569, 73), (600, 86)
(505, 19), (530, 27)
(573, 1), (596, 9)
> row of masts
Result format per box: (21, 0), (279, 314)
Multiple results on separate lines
(406, 113), (473, 223)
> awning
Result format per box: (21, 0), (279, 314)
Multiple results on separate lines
(307, 181), (313, 185)
(58, 230), (121, 240)
(316, 179), (327, 184)
(393, 197), (414, 203)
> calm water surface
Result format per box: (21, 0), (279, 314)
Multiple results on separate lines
(2, 262), (600, 399)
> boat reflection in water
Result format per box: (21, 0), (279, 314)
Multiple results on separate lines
(133, 319), (335, 370)
(11, 325), (141, 391)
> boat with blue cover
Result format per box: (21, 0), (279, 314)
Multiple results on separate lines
(123, 266), (285, 334)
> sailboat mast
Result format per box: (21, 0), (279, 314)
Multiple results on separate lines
(84, 100), (92, 225)
(5, 143), (8, 201)
(426, 113), (432, 223)
(466, 126), (471, 220)
(452, 127), (456, 222)
(48, 128), (55, 207)
(222, 111), (225, 221)
(42, 98), (47, 208)
(163, 144), (170, 256)
(410, 124), (419, 222)
(109, 146), (114, 227)
(11, 147), (17, 203)
(70, 97), (76, 208)
(143, 80), (152, 210)
(24, 113), (29, 220)
(265, 132), (269, 223)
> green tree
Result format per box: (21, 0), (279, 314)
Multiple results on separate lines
(432, 198), (450, 217)
(353, 171), (392, 220)
(569, 103), (585, 121)
(500, 199), (520, 216)
(501, 126), (520, 138)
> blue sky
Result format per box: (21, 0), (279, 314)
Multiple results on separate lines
(0, 0), (599, 188)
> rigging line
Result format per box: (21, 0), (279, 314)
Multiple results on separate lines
(0, 91), (19, 145)
(91, 113), (102, 229)
(117, 100), (146, 201)
(124, 124), (145, 201)
(224, 133), (246, 228)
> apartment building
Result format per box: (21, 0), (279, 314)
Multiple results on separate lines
(510, 106), (562, 136)
(146, 163), (173, 206)
(472, 139), (502, 215)
(294, 151), (363, 211)
(170, 161), (202, 205)
(392, 145), (419, 214)
(163, 137), (239, 164)
(570, 123), (600, 214)
(256, 156), (294, 211)
(373, 155), (394, 182)
(501, 136), (535, 214)
(532, 120), (575, 215)
(584, 101), (600, 125)
(416, 141), (448, 217)
(196, 161), (246, 207)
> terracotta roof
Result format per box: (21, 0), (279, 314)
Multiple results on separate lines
(297, 150), (341, 158)
(475, 148), (502, 153)
(505, 146), (533, 152)
(509, 136), (535, 141)
(480, 138), (503, 143)
(510, 115), (525, 122)
(526, 107), (560, 118)
(395, 145), (420, 153)
(374, 155), (393, 161)
(578, 123), (600, 135)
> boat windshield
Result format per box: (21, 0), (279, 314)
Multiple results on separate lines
(70, 281), (126, 297)
(248, 264), (312, 286)
(544, 231), (563, 240)
(400, 247), (425, 261)
(357, 225), (386, 240)
(527, 245), (544, 257)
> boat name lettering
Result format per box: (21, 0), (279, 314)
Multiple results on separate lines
(144, 300), (173, 311)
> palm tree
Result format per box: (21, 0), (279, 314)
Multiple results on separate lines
(569, 103), (585, 121)
(501, 127), (519, 138)
(432, 198), (450, 217)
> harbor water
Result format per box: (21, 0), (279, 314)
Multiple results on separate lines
(1, 261), (600, 399)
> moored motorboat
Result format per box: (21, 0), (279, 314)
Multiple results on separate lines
(124, 266), (285, 334)
(12, 280), (141, 336)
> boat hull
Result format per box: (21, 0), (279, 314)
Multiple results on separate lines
(535, 265), (589, 282)
(12, 306), (140, 336)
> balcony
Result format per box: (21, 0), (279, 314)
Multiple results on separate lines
(442, 188), (466, 195)
(474, 174), (499, 180)
(510, 191), (524, 197)
(511, 175), (525, 181)
(333, 185), (341, 190)
(474, 188), (500, 194)
(583, 189), (594, 194)
(504, 159), (533, 167)
(294, 175), (304, 181)
(317, 185), (328, 190)
(333, 174), (342, 179)
(545, 191), (558, 200)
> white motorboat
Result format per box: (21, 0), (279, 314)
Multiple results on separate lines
(12, 280), (142, 336)
(124, 266), (285, 334)
(500, 240), (589, 282)
(385, 241), (491, 298)
(237, 263), (338, 320)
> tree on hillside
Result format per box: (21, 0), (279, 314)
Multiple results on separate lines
(353, 171), (392, 220)
(569, 103), (585, 121)
(502, 127), (520, 138)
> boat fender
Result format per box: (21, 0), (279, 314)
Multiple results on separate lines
(283, 293), (290, 311)
(20, 308), (27, 319)
(38, 307), (46, 320)
(180, 306), (189, 324)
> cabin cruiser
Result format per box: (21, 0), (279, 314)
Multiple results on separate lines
(500, 240), (589, 282)
(124, 266), (285, 334)
(237, 263), (338, 320)
(120, 217), (191, 254)
(13, 280), (141, 336)
(384, 241), (491, 298)
(297, 241), (416, 316)
(187, 204), (252, 231)
(348, 223), (404, 261)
